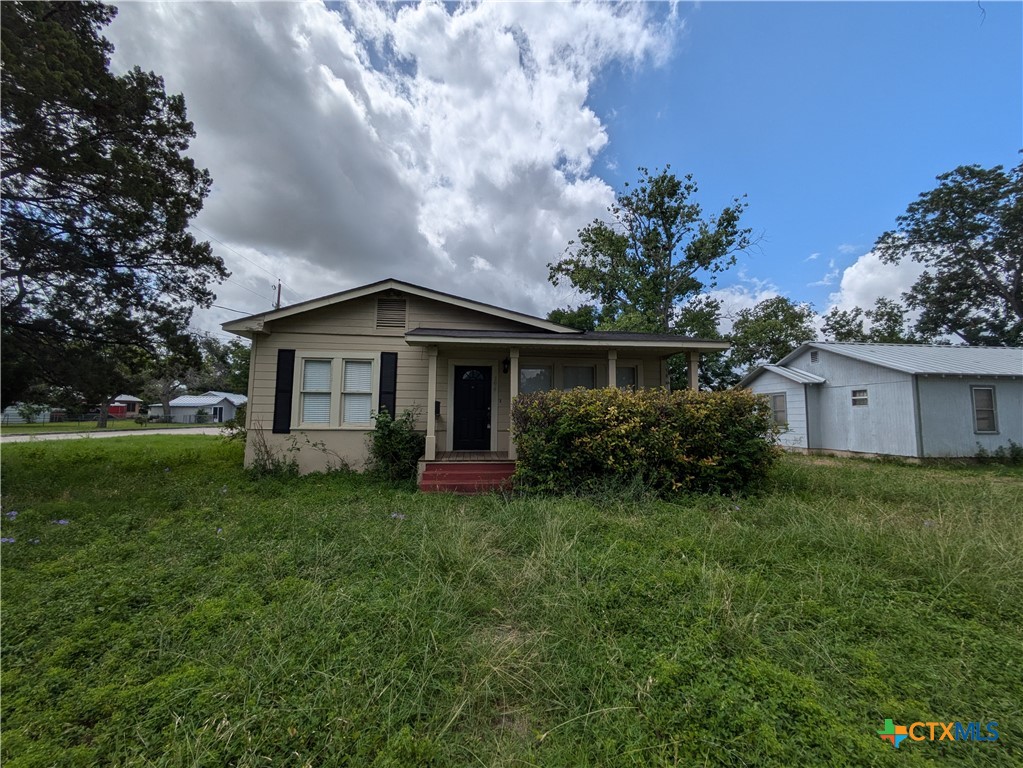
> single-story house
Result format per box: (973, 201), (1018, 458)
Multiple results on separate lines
(738, 342), (1023, 458)
(222, 278), (729, 476)
(148, 391), (247, 424)
(109, 394), (144, 419)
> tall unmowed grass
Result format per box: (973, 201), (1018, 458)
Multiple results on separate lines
(1, 437), (1020, 766)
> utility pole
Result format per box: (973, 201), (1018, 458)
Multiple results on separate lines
(274, 279), (281, 310)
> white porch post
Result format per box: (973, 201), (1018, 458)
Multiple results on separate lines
(425, 345), (438, 460)
(688, 350), (700, 392)
(608, 349), (618, 388)
(508, 347), (519, 460)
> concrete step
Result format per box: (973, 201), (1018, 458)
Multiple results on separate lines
(419, 462), (515, 494)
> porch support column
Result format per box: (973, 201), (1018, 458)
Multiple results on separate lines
(425, 345), (438, 460)
(508, 347), (519, 460)
(607, 349), (618, 389)
(688, 350), (700, 392)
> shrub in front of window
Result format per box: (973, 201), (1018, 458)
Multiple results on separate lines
(512, 388), (778, 495)
(366, 407), (426, 482)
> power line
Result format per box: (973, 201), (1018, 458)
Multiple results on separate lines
(212, 304), (249, 314)
(191, 224), (307, 302)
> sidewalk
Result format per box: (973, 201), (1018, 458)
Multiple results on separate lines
(1, 426), (223, 444)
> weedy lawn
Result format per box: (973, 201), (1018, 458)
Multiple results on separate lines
(1, 437), (1020, 767)
(0, 421), (200, 436)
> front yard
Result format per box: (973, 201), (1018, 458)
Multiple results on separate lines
(0, 421), (203, 436)
(1, 437), (1020, 766)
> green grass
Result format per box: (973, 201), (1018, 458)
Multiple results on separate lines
(1, 438), (1020, 767)
(1, 421), (205, 436)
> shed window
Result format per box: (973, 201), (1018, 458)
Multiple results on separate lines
(768, 393), (788, 426)
(972, 387), (998, 433)
(301, 360), (332, 423)
(520, 366), (552, 395)
(563, 365), (595, 389)
(342, 360), (374, 424)
(851, 389), (868, 407)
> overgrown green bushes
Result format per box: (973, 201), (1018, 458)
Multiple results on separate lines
(512, 388), (777, 495)
(366, 407), (425, 482)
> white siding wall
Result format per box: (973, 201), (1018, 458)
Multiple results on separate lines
(917, 377), (1023, 457)
(788, 349), (919, 456)
(744, 371), (808, 450)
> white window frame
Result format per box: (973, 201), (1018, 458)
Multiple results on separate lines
(971, 386), (998, 434)
(292, 352), (380, 430)
(851, 388), (869, 407)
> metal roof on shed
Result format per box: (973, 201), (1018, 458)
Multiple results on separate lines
(783, 343), (1023, 376)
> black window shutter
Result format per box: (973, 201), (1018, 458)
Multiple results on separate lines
(379, 352), (398, 417)
(272, 349), (295, 433)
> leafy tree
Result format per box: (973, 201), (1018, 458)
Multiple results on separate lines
(546, 305), (598, 331)
(548, 166), (751, 333)
(729, 296), (817, 371)
(45, 344), (144, 427)
(0, 1), (227, 406)
(187, 337), (251, 394)
(822, 297), (924, 343)
(669, 297), (738, 390)
(875, 158), (1022, 345)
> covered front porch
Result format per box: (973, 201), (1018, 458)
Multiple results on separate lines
(405, 329), (729, 468)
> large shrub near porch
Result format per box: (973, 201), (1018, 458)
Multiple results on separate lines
(512, 388), (777, 495)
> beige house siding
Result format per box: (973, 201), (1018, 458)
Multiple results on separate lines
(244, 290), (678, 473)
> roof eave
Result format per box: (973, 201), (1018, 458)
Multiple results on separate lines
(404, 334), (729, 352)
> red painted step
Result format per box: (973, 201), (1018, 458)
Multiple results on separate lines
(419, 462), (515, 494)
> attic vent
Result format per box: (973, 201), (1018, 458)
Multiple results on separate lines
(376, 298), (407, 329)
(810, 350), (819, 363)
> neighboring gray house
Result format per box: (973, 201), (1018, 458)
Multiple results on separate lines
(148, 391), (246, 424)
(1, 403), (53, 425)
(739, 343), (1023, 458)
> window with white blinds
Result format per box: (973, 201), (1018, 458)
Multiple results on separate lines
(301, 359), (332, 423)
(343, 360), (373, 424)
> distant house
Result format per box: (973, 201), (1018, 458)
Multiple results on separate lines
(148, 391), (247, 424)
(739, 343), (1023, 458)
(1, 403), (53, 425)
(109, 394), (144, 419)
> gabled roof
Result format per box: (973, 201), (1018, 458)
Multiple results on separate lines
(222, 278), (577, 336)
(737, 364), (826, 388)
(113, 394), (143, 402)
(780, 342), (1023, 377)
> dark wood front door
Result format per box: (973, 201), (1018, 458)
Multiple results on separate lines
(453, 365), (492, 451)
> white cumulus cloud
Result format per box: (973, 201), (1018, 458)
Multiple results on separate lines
(105, 0), (681, 334)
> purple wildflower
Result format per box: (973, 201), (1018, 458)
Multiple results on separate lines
(30, 538), (40, 545)
(216, 527), (223, 535)
(390, 512), (407, 521)
(1, 537), (15, 544)
(4, 510), (17, 520)
(51, 519), (70, 526)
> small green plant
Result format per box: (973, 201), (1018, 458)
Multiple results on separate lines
(366, 407), (425, 482)
(194, 407), (209, 424)
(246, 421), (298, 478)
(220, 403), (247, 442)
(977, 440), (1023, 466)
(134, 415), (148, 426)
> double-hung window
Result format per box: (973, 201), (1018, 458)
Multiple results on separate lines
(768, 393), (788, 427)
(301, 359), (333, 424)
(972, 387), (998, 433)
(342, 360), (374, 425)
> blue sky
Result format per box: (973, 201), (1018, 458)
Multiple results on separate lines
(107, 1), (1022, 336)
(591, 1), (1022, 312)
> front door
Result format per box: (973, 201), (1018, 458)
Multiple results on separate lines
(453, 365), (492, 451)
